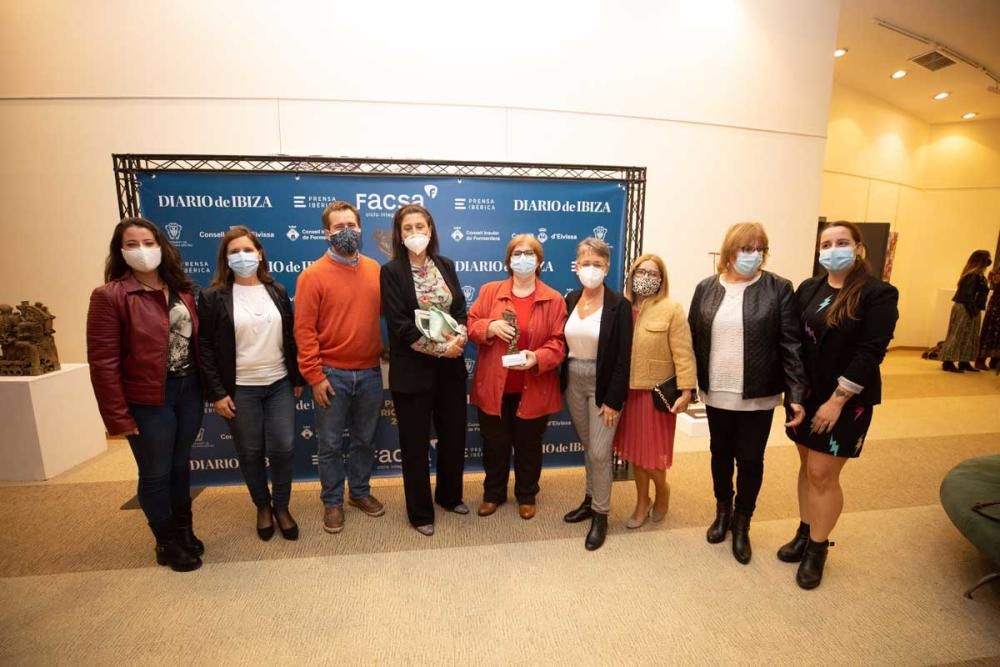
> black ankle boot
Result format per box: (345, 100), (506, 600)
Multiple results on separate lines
(174, 509), (204, 556)
(706, 501), (732, 544)
(796, 538), (831, 589)
(151, 519), (202, 572)
(564, 495), (593, 524)
(731, 512), (752, 564)
(777, 521), (811, 563)
(943, 361), (962, 373)
(585, 513), (608, 551)
(958, 361), (979, 373)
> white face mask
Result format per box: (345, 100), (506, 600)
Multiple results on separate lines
(577, 266), (606, 289)
(122, 246), (162, 273)
(403, 233), (430, 255)
(510, 254), (538, 277)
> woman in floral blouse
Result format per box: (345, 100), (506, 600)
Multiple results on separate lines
(380, 204), (469, 536)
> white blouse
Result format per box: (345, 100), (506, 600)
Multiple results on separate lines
(233, 284), (287, 386)
(565, 306), (602, 360)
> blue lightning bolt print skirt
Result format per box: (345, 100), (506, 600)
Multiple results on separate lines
(785, 398), (875, 459)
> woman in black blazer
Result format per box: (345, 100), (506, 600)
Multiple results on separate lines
(780, 221), (898, 589)
(198, 226), (304, 541)
(560, 237), (632, 551)
(380, 204), (468, 536)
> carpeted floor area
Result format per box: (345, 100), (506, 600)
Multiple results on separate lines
(1, 352), (998, 665)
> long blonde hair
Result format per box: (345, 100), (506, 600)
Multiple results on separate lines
(624, 253), (669, 304)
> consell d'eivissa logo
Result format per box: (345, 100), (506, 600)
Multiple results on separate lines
(156, 195), (274, 208)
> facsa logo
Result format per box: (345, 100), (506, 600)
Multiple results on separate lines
(292, 196), (306, 209)
(452, 226), (465, 241)
(461, 285), (476, 302)
(424, 185), (439, 199)
(165, 222), (183, 241)
(355, 193), (424, 211)
(301, 425), (314, 440)
(593, 226), (608, 241)
(454, 198), (467, 211)
(287, 226), (301, 242)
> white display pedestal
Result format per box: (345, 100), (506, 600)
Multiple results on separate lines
(0, 362), (107, 481)
(677, 406), (710, 438)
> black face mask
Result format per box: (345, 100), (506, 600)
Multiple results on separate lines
(329, 228), (361, 256)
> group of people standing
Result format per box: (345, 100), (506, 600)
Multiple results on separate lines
(87, 202), (898, 591)
(940, 249), (998, 373)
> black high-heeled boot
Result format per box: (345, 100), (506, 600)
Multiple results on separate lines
(958, 361), (980, 373)
(585, 513), (608, 551)
(777, 521), (810, 563)
(706, 501), (732, 544)
(151, 519), (202, 572)
(564, 495), (593, 523)
(796, 538), (831, 589)
(942, 361), (963, 373)
(174, 506), (204, 556)
(731, 512), (752, 564)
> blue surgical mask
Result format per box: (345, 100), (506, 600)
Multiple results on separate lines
(510, 254), (538, 276)
(733, 251), (763, 276)
(329, 228), (361, 256)
(819, 247), (856, 273)
(227, 251), (260, 278)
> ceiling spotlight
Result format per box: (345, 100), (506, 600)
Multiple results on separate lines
(890, 69), (908, 79)
(962, 112), (977, 119)
(933, 91), (950, 100)
(834, 48), (848, 58)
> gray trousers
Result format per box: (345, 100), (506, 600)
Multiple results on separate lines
(565, 358), (618, 514)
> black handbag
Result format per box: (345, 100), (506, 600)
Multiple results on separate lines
(651, 375), (680, 412)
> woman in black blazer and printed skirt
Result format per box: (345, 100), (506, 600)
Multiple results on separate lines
(380, 204), (469, 537)
(781, 221), (898, 589)
(561, 237), (633, 551)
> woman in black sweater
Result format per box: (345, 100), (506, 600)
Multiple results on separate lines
(380, 204), (469, 537)
(780, 221), (898, 589)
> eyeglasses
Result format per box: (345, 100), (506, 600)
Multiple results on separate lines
(511, 250), (536, 258)
(738, 246), (768, 254)
(634, 269), (661, 279)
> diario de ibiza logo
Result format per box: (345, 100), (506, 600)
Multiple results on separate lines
(424, 184), (439, 199)
(593, 226), (608, 241)
(452, 226), (465, 241)
(286, 226), (301, 242)
(164, 222), (183, 241)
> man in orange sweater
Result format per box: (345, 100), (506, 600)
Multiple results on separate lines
(295, 201), (385, 534)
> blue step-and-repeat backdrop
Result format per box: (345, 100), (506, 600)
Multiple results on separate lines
(136, 171), (629, 485)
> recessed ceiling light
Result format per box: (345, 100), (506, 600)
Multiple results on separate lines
(890, 69), (908, 79)
(933, 91), (950, 100)
(834, 48), (848, 58)
(962, 112), (977, 120)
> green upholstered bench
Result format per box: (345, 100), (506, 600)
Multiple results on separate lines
(940, 454), (1000, 599)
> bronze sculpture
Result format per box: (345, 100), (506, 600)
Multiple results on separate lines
(0, 301), (61, 376)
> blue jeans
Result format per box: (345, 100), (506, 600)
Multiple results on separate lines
(226, 376), (296, 511)
(314, 366), (383, 508)
(126, 374), (204, 524)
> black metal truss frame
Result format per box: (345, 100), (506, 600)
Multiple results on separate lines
(113, 153), (646, 282)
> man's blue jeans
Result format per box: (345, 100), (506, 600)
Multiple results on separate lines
(314, 366), (383, 508)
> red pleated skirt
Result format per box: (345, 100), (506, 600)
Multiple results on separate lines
(613, 389), (677, 470)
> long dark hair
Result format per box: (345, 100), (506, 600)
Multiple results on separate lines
(391, 204), (440, 261)
(104, 217), (193, 291)
(822, 221), (871, 327)
(958, 250), (992, 285)
(211, 226), (275, 287)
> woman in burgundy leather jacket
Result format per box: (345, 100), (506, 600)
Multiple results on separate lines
(87, 217), (204, 572)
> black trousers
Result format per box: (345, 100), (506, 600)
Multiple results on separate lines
(705, 405), (774, 516)
(391, 364), (468, 527)
(478, 393), (548, 504)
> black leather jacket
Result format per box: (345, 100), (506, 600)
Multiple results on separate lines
(688, 271), (807, 404)
(197, 281), (303, 401)
(953, 273), (989, 316)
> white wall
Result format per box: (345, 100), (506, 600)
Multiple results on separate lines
(0, 0), (840, 362)
(820, 84), (1000, 348)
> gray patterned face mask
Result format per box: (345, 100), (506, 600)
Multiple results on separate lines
(632, 275), (660, 296)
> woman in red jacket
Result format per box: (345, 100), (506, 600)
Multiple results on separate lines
(87, 217), (204, 572)
(469, 234), (567, 520)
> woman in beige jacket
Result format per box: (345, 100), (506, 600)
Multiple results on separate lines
(612, 254), (697, 528)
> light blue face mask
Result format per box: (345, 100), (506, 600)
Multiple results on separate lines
(227, 251), (260, 278)
(819, 247), (856, 273)
(510, 254), (538, 276)
(733, 251), (763, 276)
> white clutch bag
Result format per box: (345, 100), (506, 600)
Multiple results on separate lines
(414, 306), (460, 342)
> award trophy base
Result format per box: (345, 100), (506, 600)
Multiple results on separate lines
(501, 352), (528, 368)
